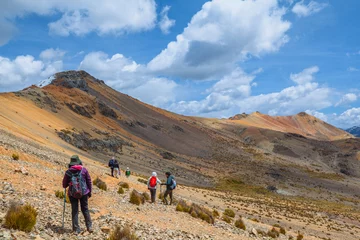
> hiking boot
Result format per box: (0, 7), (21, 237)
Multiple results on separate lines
(73, 229), (81, 235)
(87, 227), (94, 233)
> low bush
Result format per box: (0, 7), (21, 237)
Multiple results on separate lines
(117, 187), (125, 194)
(93, 177), (107, 191)
(176, 200), (190, 213)
(222, 215), (232, 223)
(118, 182), (129, 189)
(142, 192), (150, 201)
(55, 190), (70, 203)
(223, 208), (235, 218)
(175, 200), (214, 224)
(108, 225), (139, 240)
(12, 153), (19, 160)
(129, 190), (145, 205)
(137, 178), (147, 184)
(297, 233), (304, 240)
(267, 228), (280, 238)
(158, 192), (164, 200)
(280, 227), (286, 235)
(213, 209), (220, 218)
(235, 218), (246, 230)
(4, 203), (37, 232)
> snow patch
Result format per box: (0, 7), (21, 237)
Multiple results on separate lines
(37, 75), (55, 88)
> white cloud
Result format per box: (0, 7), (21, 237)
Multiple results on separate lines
(0, 0), (157, 45)
(290, 66), (319, 85)
(79, 51), (177, 107)
(335, 93), (358, 107)
(169, 66), (331, 118)
(337, 108), (360, 127)
(0, 53), (63, 91)
(40, 48), (66, 61)
(292, 0), (328, 17)
(347, 67), (359, 72)
(148, 0), (291, 80)
(159, 6), (175, 34)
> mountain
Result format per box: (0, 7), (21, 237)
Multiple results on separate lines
(1, 70), (359, 189)
(1, 70), (360, 240)
(346, 126), (360, 137)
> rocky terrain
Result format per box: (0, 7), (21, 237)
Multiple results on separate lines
(0, 70), (360, 239)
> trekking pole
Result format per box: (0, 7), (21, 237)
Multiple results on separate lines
(62, 188), (66, 229)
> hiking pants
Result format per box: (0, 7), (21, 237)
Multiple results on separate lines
(110, 167), (114, 177)
(69, 195), (92, 232)
(163, 189), (173, 205)
(114, 168), (120, 178)
(149, 188), (156, 203)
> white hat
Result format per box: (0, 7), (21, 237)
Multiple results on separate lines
(152, 172), (157, 177)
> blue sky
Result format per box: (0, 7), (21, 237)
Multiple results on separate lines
(0, 0), (359, 128)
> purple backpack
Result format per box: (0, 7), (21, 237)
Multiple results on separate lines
(66, 169), (86, 198)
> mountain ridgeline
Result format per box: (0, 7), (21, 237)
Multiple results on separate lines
(1, 70), (359, 199)
(346, 126), (360, 137)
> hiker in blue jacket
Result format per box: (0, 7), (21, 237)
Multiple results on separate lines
(161, 172), (176, 205)
(108, 156), (115, 177)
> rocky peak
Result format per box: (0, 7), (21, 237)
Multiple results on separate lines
(50, 70), (104, 92)
(229, 113), (249, 120)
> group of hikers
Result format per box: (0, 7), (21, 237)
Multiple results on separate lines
(62, 155), (176, 234)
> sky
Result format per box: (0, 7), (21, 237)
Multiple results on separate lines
(0, 0), (359, 128)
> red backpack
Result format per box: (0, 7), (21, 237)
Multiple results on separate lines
(149, 176), (157, 188)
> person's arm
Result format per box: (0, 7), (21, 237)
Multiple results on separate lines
(157, 178), (162, 185)
(147, 177), (151, 188)
(62, 171), (69, 188)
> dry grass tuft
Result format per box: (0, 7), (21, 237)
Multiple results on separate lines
(118, 182), (129, 189)
(55, 190), (70, 203)
(223, 208), (235, 218)
(213, 209), (220, 218)
(296, 233), (304, 240)
(12, 153), (19, 160)
(235, 218), (246, 230)
(4, 203), (37, 232)
(117, 187), (125, 194)
(175, 200), (214, 224)
(142, 192), (150, 201)
(108, 225), (139, 240)
(222, 215), (232, 223)
(93, 177), (107, 191)
(129, 190), (145, 205)
(267, 227), (280, 238)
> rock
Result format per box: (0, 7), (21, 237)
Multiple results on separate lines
(251, 228), (258, 237)
(33, 235), (45, 240)
(40, 185), (46, 191)
(101, 226), (111, 233)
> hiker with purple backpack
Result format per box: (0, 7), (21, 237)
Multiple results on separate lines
(62, 155), (93, 234)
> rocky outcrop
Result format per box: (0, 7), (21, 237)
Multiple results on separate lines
(98, 101), (118, 119)
(66, 102), (95, 118)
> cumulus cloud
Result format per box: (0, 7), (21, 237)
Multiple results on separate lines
(335, 93), (358, 107)
(0, 50), (64, 91)
(292, 0), (328, 17)
(347, 67), (359, 72)
(337, 108), (360, 127)
(148, 0), (291, 80)
(159, 6), (175, 34)
(0, 0), (157, 45)
(305, 109), (328, 121)
(290, 66), (319, 85)
(40, 48), (66, 61)
(169, 66), (331, 118)
(79, 51), (177, 107)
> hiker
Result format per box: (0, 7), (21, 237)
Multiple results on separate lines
(147, 172), (162, 203)
(125, 167), (131, 178)
(161, 172), (176, 205)
(62, 155), (93, 234)
(113, 159), (120, 178)
(108, 156), (115, 177)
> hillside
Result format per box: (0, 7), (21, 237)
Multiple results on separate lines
(0, 70), (360, 239)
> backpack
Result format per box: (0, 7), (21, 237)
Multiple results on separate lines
(149, 176), (157, 188)
(108, 159), (114, 167)
(170, 178), (177, 190)
(66, 169), (86, 199)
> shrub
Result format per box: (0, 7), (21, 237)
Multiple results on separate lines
(117, 187), (124, 194)
(142, 192), (150, 201)
(12, 153), (19, 160)
(213, 209), (220, 218)
(4, 203), (37, 232)
(108, 225), (139, 240)
(137, 178), (147, 184)
(268, 228), (280, 238)
(55, 190), (70, 203)
(280, 227), (286, 235)
(189, 203), (214, 224)
(235, 218), (246, 230)
(129, 190), (145, 205)
(296, 233), (304, 240)
(158, 192), (164, 200)
(223, 208), (235, 218)
(118, 182), (129, 189)
(222, 215), (232, 223)
(176, 200), (190, 212)
(93, 177), (107, 191)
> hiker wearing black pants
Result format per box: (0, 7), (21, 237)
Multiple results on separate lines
(108, 156), (115, 177)
(62, 155), (93, 234)
(147, 172), (162, 203)
(161, 172), (176, 205)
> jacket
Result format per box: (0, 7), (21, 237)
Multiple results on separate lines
(165, 175), (175, 190)
(147, 176), (162, 189)
(62, 165), (92, 196)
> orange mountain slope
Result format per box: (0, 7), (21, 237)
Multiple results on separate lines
(228, 111), (353, 141)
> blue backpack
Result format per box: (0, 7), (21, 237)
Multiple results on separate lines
(66, 169), (87, 198)
(170, 178), (177, 190)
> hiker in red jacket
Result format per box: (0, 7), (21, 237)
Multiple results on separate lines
(62, 155), (93, 234)
(147, 172), (162, 203)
